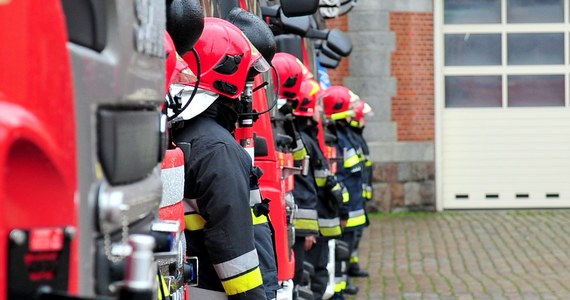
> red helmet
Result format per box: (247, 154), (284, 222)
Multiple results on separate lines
(165, 32), (177, 91)
(271, 52), (304, 99)
(182, 17), (269, 99)
(165, 31), (196, 92)
(322, 86), (359, 120)
(300, 61), (314, 80)
(352, 100), (373, 125)
(293, 79), (321, 117)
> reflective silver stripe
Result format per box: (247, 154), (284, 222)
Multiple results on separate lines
(188, 287), (228, 300)
(213, 249), (260, 280)
(343, 148), (356, 160)
(318, 217), (340, 227)
(295, 208), (318, 220)
(184, 198), (199, 214)
(292, 138), (304, 152)
(349, 209), (365, 218)
(160, 165), (185, 208)
(314, 169), (329, 178)
(250, 188), (262, 206)
(351, 249), (358, 258)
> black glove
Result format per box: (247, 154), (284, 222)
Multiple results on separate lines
(253, 198), (271, 217)
(250, 166), (264, 188)
(325, 175), (344, 209)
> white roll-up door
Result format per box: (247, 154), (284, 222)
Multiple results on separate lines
(436, 0), (570, 209)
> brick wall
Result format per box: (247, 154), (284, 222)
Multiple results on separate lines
(325, 15), (350, 86)
(323, 3), (437, 212)
(390, 12), (434, 142)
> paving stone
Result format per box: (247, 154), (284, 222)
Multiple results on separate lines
(354, 210), (570, 300)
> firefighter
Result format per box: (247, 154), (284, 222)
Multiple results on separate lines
(293, 78), (347, 299)
(168, 18), (273, 299)
(159, 31), (200, 300)
(322, 86), (368, 299)
(346, 98), (374, 278)
(271, 52), (320, 290)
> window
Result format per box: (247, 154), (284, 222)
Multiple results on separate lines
(443, 0), (570, 108)
(445, 34), (502, 66)
(446, 76), (502, 107)
(507, 0), (564, 23)
(507, 33), (564, 65)
(508, 75), (565, 107)
(444, 0), (501, 24)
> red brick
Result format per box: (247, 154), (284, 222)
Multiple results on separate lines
(390, 12), (434, 142)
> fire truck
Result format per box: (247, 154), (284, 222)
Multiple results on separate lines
(0, 0), (194, 299)
(0, 0), (352, 299)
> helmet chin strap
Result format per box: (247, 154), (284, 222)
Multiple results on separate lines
(167, 48), (201, 122)
(237, 65), (280, 119)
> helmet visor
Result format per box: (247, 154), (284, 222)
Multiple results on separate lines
(172, 54), (197, 85)
(363, 102), (374, 117)
(167, 84), (219, 121)
(252, 55), (271, 73)
(247, 39), (271, 73)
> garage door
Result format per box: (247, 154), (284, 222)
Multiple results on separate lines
(437, 0), (570, 209)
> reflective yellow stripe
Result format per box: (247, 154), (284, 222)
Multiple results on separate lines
(342, 190), (349, 203)
(221, 266), (263, 296)
(251, 209), (268, 225)
(365, 160), (373, 167)
(320, 226), (342, 237)
(350, 120), (360, 127)
(346, 214), (367, 228)
(331, 183), (341, 191)
(343, 155), (360, 168)
(331, 111), (353, 121)
(293, 219), (319, 232)
(293, 147), (307, 161)
(359, 154), (366, 162)
(184, 213), (206, 231)
(156, 274), (171, 300)
(350, 256), (359, 263)
(334, 280), (347, 292)
(315, 177), (327, 187)
(214, 249), (259, 280)
(362, 189), (373, 199)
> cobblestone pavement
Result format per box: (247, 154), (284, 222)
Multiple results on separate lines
(348, 210), (570, 300)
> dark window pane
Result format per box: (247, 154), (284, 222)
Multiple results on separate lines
(508, 33), (564, 65)
(445, 76), (502, 108)
(445, 34), (501, 66)
(508, 75), (564, 107)
(444, 0), (501, 24)
(507, 0), (564, 23)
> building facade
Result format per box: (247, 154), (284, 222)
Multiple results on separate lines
(327, 0), (570, 211)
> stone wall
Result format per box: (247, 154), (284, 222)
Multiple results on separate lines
(369, 162), (435, 212)
(325, 0), (436, 212)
